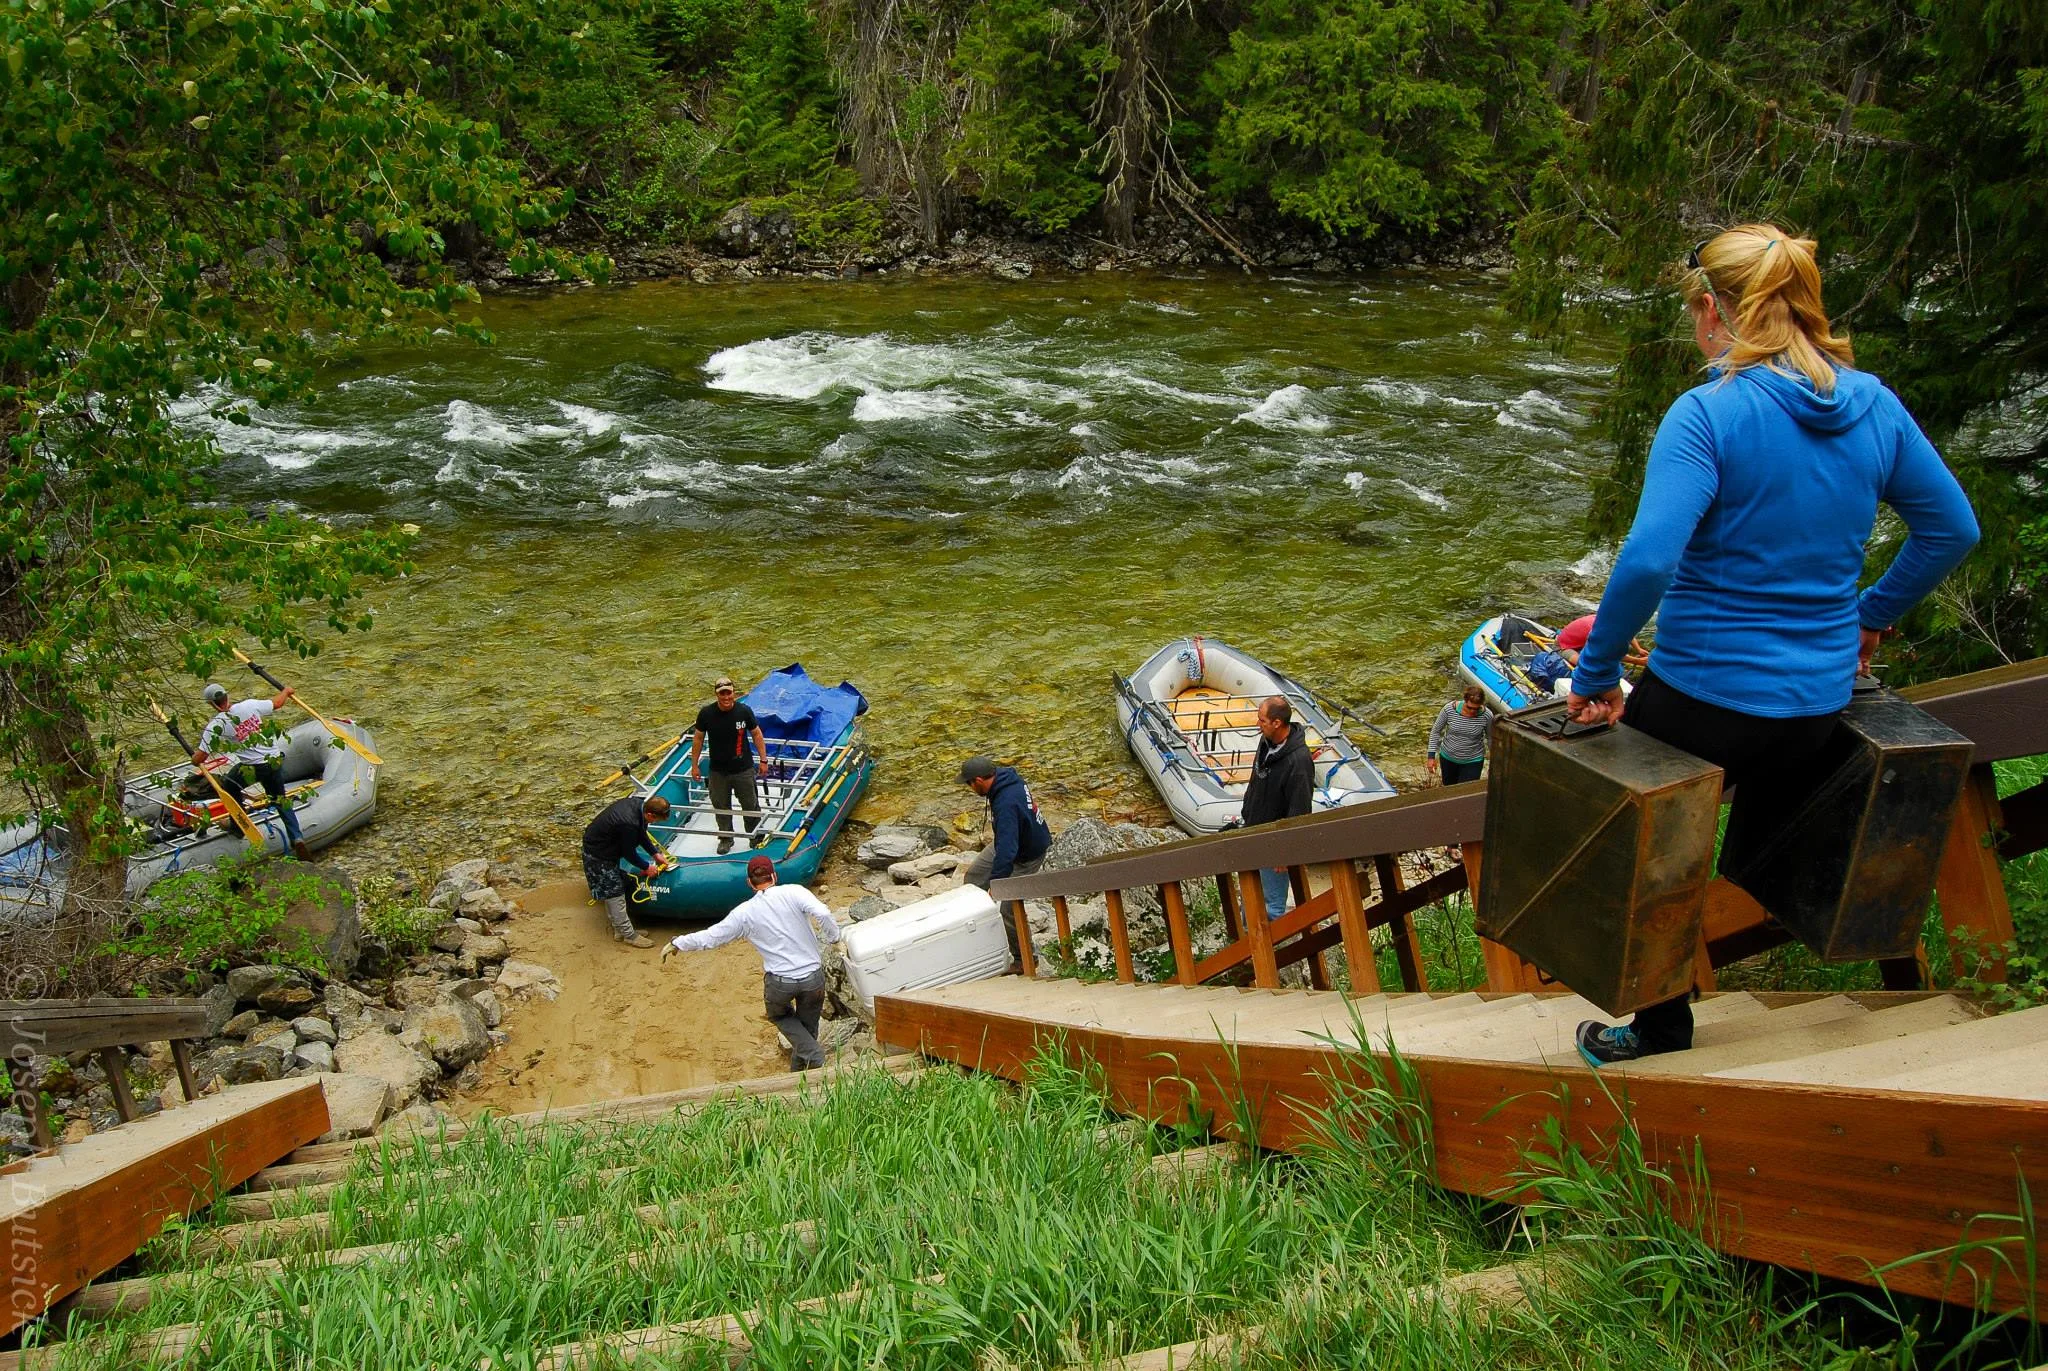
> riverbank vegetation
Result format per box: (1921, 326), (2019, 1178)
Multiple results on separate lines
(22, 1053), (2020, 1368)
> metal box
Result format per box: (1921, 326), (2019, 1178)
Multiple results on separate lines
(1721, 683), (1972, 961)
(1477, 699), (1725, 1016)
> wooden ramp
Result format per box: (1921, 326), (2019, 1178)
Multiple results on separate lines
(878, 979), (2048, 1315)
(1, 1076), (329, 1337)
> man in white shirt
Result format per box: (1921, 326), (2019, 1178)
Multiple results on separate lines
(661, 855), (844, 1071)
(194, 680), (307, 859)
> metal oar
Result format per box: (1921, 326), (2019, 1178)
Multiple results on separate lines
(230, 648), (384, 766)
(599, 734), (682, 789)
(148, 700), (266, 848)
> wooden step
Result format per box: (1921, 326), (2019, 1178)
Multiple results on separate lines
(1867, 1038), (2048, 1101)
(1627, 996), (1977, 1076)
(1711, 1005), (2048, 1091)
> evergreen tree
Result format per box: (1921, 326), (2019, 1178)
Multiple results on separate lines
(953, 0), (1104, 232)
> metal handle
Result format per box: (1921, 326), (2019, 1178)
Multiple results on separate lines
(1530, 710), (1610, 740)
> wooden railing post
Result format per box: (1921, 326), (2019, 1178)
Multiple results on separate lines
(1466, 840), (1548, 993)
(1217, 874), (1243, 943)
(1373, 854), (1429, 992)
(1934, 763), (2014, 983)
(1051, 895), (1073, 958)
(1329, 859), (1380, 995)
(1160, 883), (1197, 985)
(1105, 889), (1135, 984)
(1235, 871), (1281, 988)
(1287, 865), (1330, 987)
(1007, 901), (1035, 979)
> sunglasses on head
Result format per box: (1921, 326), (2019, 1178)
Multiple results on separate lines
(1686, 238), (1711, 271)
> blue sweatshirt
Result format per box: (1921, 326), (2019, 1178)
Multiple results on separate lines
(1575, 365), (1978, 718)
(984, 767), (1052, 881)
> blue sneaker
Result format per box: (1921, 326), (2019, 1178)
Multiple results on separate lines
(1576, 1020), (1641, 1067)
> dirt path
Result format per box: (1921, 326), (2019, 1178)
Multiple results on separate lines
(458, 879), (786, 1117)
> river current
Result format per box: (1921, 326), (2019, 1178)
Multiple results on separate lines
(186, 270), (1618, 873)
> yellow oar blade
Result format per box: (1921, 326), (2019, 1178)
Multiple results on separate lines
(197, 763), (268, 848)
(229, 646), (383, 766)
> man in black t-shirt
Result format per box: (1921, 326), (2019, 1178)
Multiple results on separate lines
(689, 675), (772, 853)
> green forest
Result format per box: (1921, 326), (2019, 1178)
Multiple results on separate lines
(3, 0), (2046, 898)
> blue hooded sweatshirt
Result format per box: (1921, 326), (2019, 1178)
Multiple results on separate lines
(984, 767), (1052, 881)
(1574, 365), (1978, 718)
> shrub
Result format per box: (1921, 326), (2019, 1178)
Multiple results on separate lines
(103, 852), (331, 987)
(356, 872), (445, 957)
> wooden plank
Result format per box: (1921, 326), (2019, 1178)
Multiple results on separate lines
(1051, 895), (1073, 952)
(1216, 874), (1243, 944)
(1467, 840), (1550, 993)
(1934, 765), (2013, 984)
(1374, 856), (1428, 992)
(1009, 900), (1035, 978)
(0, 1001), (210, 1059)
(1995, 778), (2048, 861)
(876, 993), (2048, 1317)
(1235, 872), (1280, 988)
(1105, 889), (1135, 984)
(1, 1077), (328, 1337)
(94, 1049), (136, 1124)
(1329, 860), (1379, 995)
(1160, 884), (1197, 986)
(1700, 879), (1789, 966)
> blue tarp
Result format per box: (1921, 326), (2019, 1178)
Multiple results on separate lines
(744, 664), (868, 745)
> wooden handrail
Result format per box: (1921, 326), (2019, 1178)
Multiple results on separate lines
(994, 654), (2048, 904)
(1, 998), (212, 1148)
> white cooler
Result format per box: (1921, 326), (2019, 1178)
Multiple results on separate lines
(841, 885), (1011, 1015)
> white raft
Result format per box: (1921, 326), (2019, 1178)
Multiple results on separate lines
(1114, 636), (1397, 835)
(0, 718), (379, 922)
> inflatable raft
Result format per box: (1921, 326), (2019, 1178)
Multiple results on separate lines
(0, 718), (380, 922)
(624, 665), (875, 920)
(1115, 636), (1397, 835)
(1458, 612), (1634, 714)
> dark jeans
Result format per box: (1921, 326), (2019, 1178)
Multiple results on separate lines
(708, 769), (761, 841)
(1621, 669), (1840, 1053)
(1440, 756), (1484, 785)
(228, 761), (303, 844)
(764, 967), (827, 1070)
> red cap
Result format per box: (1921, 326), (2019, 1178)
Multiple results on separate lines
(746, 855), (775, 882)
(1556, 614), (1596, 653)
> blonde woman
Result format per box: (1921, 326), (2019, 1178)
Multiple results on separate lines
(1564, 224), (1979, 1065)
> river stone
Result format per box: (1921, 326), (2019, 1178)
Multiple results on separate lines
(408, 996), (489, 1071)
(887, 851), (961, 884)
(197, 1043), (285, 1086)
(226, 964), (302, 1005)
(428, 859), (492, 911)
(292, 1016), (337, 1047)
(458, 886), (509, 920)
(470, 989), (503, 1030)
(293, 1040), (336, 1073)
(495, 959), (561, 1002)
(380, 1101), (458, 1140)
(250, 1026), (299, 1058)
(335, 1029), (440, 1110)
(430, 923), (468, 954)
(389, 974), (446, 1011)
(324, 983), (376, 1040)
(312, 1072), (394, 1142)
(845, 895), (893, 923)
(221, 1009), (265, 1039)
(1040, 818), (1170, 924)
(461, 932), (509, 963)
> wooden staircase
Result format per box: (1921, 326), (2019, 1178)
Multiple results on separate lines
(877, 977), (2048, 1316)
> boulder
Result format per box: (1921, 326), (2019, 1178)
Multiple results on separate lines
(452, 916), (485, 935)
(495, 959), (561, 1002)
(389, 974), (446, 1010)
(1041, 818), (1169, 924)
(292, 1016), (337, 1047)
(460, 933), (509, 964)
(226, 964), (302, 1005)
(458, 886), (508, 920)
(858, 823), (952, 868)
(428, 859), (492, 911)
(256, 983), (317, 1016)
(276, 864), (361, 978)
(430, 923), (468, 954)
(250, 1026), (299, 1058)
(711, 201), (796, 258)
(407, 996), (490, 1071)
(334, 1029), (440, 1110)
(221, 1009), (265, 1039)
(197, 984), (238, 1038)
(820, 1017), (872, 1055)
(470, 989), (503, 1030)
(443, 978), (493, 1001)
(293, 1040), (336, 1073)
(324, 983), (378, 1041)
(195, 1043), (285, 1086)
(887, 851), (961, 884)
(311, 1072), (395, 1142)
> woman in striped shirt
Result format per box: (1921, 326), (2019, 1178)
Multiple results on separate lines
(1426, 686), (1494, 785)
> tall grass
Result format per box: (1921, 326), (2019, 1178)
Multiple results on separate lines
(22, 1049), (2022, 1369)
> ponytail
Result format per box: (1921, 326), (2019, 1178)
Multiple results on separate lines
(1682, 224), (1854, 393)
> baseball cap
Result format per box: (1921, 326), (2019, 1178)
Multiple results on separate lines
(714, 676), (735, 691)
(202, 683), (229, 705)
(956, 756), (998, 784)
(746, 854), (775, 882)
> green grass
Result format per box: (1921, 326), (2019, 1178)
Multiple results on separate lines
(21, 1053), (2031, 1368)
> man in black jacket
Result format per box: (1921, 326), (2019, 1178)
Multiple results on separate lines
(582, 794), (671, 948)
(1239, 696), (1313, 917)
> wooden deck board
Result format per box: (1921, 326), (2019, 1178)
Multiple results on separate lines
(1, 1077), (328, 1337)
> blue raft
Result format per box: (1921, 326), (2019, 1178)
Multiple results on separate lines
(625, 665), (875, 920)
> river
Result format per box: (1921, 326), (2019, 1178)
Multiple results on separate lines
(186, 269), (1618, 876)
